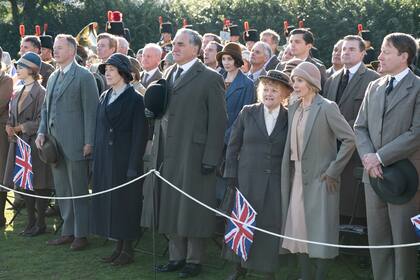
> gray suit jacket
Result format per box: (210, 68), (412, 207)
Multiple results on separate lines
(140, 69), (163, 88)
(354, 70), (420, 184)
(38, 61), (99, 161)
(325, 63), (380, 127)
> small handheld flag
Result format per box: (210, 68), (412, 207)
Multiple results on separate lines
(224, 189), (257, 261)
(13, 136), (33, 191)
(410, 214), (420, 237)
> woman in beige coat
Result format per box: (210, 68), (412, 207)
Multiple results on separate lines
(3, 52), (53, 236)
(280, 62), (355, 279)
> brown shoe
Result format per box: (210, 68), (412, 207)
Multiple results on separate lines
(70, 237), (89, 251)
(111, 251), (134, 266)
(101, 250), (121, 263)
(47, 235), (74, 245)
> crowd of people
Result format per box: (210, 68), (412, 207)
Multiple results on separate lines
(0, 16), (419, 280)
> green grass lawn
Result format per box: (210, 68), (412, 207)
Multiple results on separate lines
(0, 195), (389, 280)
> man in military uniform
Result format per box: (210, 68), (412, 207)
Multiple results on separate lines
(243, 29), (258, 51)
(40, 35), (56, 68)
(361, 30), (376, 65)
(159, 22), (173, 59)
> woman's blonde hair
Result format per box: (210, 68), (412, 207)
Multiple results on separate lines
(257, 79), (291, 107)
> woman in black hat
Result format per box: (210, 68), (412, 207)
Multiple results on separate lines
(223, 70), (293, 279)
(90, 53), (148, 266)
(215, 42), (255, 206)
(3, 51), (54, 236)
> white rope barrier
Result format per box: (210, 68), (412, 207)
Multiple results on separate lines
(0, 169), (154, 200)
(1, 168), (420, 249)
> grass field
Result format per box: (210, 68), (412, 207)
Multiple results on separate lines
(0, 194), (404, 280)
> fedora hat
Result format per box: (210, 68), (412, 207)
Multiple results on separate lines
(216, 42), (243, 67)
(144, 78), (168, 119)
(38, 134), (59, 165)
(369, 159), (418, 205)
(259, 70), (294, 92)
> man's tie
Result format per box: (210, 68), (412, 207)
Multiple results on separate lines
(385, 76), (396, 95)
(335, 69), (349, 103)
(174, 67), (184, 82)
(142, 73), (149, 84)
(248, 73), (254, 81)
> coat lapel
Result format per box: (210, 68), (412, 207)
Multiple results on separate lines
(385, 71), (415, 115)
(328, 69), (342, 102)
(339, 64), (366, 106)
(18, 83), (39, 116)
(173, 60), (203, 91)
(56, 63), (76, 100)
(251, 104), (269, 137)
(225, 71), (245, 100)
(269, 106), (288, 139)
(301, 94), (323, 155)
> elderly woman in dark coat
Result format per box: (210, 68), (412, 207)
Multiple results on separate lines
(223, 70), (293, 280)
(90, 53), (148, 266)
(3, 52), (54, 236)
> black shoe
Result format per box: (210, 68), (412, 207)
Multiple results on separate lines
(178, 263), (202, 278)
(156, 260), (186, 272)
(25, 225), (47, 237)
(226, 265), (247, 280)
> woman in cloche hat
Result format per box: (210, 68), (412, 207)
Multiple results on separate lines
(91, 53), (148, 266)
(3, 51), (54, 236)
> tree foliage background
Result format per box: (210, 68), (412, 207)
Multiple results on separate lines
(1, 0), (419, 65)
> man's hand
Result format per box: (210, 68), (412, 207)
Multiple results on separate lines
(5, 125), (14, 137)
(362, 153), (381, 171)
(320, 173), (338, 193)
(35, 134), (45, 149)
(83, 144), (93, 157)
(368, 165), (383, 179)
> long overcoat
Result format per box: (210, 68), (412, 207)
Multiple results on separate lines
(151, 60), (227, 238)
(3, 82), (53, 189)
(223, 103), (288, 272)
(280, 94), (355, 259)
(0, 73), (13, 191)
(90, 85), (148, 240)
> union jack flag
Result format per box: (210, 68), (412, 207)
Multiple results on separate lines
(13, 136), (33, 191)
(224, 189), (257, 261)
(410, 214), (420, 237)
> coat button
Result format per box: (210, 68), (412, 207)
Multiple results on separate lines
(109, 128), (113, 133)
(109, 141), (113, 146)
(264, 169), (271, 174)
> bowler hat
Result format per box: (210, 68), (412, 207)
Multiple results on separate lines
(17, 52), (41, 73)
(216, 42), (243, 67)
(144, 78), (168, 118)
(38, 134), (59, 165)
(259, 70), (294, 92)
(98, 53), (133, 82)
(369, 159), (418, 205)
(243, 29), (259, 42)
(40, 35), (54, 50)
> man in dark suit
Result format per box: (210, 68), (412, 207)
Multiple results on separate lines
(155, 28), (227, 278)
(354, 33), (420, 280)
(326, 39), (344, 78)
(287, 28), (327, 88)
(325, 35), (379, 220)
(20, 36), (55, 88)
(260, 29), (280, 71)
(140, 43), (163, 88)
(36, 34), (99, 251)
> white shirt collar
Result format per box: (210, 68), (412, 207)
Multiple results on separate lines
(345, 61), (362, 75)
(145, 67), (159, 77)
(391, 67), (410, 86)
(177, 58), (198, 75)
(60, 61), (74, 74)
(263, 105), (281, 117)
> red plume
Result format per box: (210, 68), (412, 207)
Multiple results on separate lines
(43, 23), (48, 35)
(19, 24), (25, 38)
(183, 18), (188, 27)
(298, 20), (304, 28)
(112, 11), (122, 22)
(35, 25), (41, 36)
(159, 16), (163, 26)
(283, 20), (289, 31)
(107, 10), (113, 22)
(357, 24), (363, 33)
(224, 18), (230, 27)
(244, 21), (249, 32)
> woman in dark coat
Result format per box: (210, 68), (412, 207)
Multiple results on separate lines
(215, 42), (255, 205)
(223, 70), (293, 280)
(3, 52), (54, 236)
(90, 53), (148, 266)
